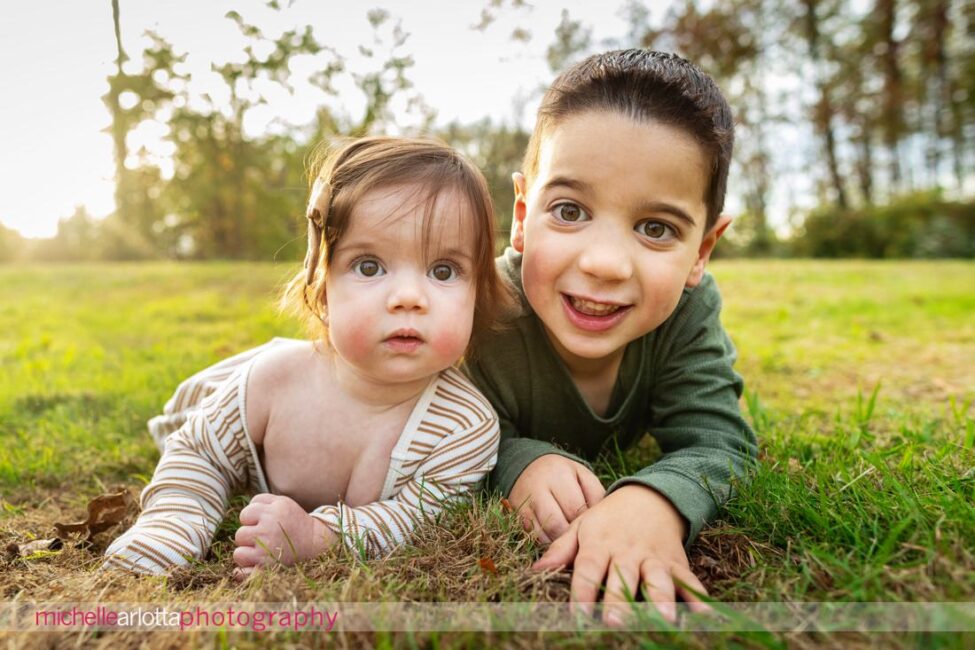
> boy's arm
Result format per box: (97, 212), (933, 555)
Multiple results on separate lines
(608, 277), (758, 545)
(102, 374), (251, 575)
(308, 415), (500, 558)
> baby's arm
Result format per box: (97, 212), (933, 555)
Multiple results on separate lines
(103, 374), (250, 574)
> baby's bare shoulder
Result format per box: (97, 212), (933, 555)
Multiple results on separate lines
(245, 340), (321, 444)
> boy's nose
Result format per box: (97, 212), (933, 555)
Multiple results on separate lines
(387, 272), (429, 312)
(577, 236), (634, 282)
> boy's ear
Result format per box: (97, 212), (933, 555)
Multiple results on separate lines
(510, 172), (528, 253)
(685, 214), (732, 288)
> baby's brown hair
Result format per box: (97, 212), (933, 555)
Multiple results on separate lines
(282, 136), (508, 355)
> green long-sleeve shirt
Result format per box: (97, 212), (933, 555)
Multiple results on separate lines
(464, 248), (758, 544)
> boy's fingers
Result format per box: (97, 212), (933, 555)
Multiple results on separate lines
(532, 523), (578, 571)
(553, 483), (588, 525)
(232, 545), (264, 568)
(640, 561), (677, 623)
(569, 549), (609, 617)
(534, 491), (570, 541)
(575, 467), (606, 507)
(250, 493), (276, 504)
(673, 568), (712, 613)
(602, 558), (640, 627)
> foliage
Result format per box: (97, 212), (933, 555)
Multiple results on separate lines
(792, 193), (975, 258)
(4, 0), (974, 262)
(0, 222), (24, 263)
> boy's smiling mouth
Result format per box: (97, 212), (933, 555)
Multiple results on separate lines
(561, 293), (633, 331)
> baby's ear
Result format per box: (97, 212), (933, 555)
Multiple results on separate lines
(686, 214), (732, 288)
(510, 172), (528, 253)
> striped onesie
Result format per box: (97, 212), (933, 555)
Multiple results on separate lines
(103, 338), (500, 575)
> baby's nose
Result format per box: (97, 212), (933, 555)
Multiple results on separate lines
(387, 273), (428, 312)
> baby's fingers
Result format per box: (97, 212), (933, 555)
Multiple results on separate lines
(232, 544), (265, 569)
(232, 566), (258, 583)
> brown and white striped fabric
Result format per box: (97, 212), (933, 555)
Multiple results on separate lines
(103, 338), (499, 575)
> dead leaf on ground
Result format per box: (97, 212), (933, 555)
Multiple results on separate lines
(53, 490), (129, 541)
(478, 556), (498, 576)
(6, 537), (63, 558)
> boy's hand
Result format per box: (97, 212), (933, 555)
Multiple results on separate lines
(533, 484), (710, 625)
(509, 454), (606, 543)
(231, 493), (333, 581)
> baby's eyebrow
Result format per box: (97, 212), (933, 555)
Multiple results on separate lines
(430, 247), (473, 264)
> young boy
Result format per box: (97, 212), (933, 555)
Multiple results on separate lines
(464, 50), (758, 624)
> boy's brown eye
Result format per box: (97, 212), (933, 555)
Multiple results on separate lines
(554, 203), (588, 223)
(637, 221), (674, 240)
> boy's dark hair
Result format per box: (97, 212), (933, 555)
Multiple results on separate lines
(523, 50), (734, 231)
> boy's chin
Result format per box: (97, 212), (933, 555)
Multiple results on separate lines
(543, 326), (630, 365)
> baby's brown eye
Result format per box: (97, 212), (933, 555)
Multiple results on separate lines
(554, 203), (587, 222)
(354, 259), (383, 277)
(430, 264), (456, 281)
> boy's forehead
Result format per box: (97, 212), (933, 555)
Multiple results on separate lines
(534, 111), (709, 225)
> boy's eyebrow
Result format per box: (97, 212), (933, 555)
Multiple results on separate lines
(540, 176), (594, 194)
(636, 201), (698, 227)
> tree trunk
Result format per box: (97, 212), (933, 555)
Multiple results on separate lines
(108, 0), (130, 224)
(877, 0), (903, 191)
(802, 0), (849, 210)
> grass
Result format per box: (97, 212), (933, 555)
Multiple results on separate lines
(0, 260), (973, 648)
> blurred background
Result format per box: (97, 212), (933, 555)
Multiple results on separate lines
(0, 0), (972, 263)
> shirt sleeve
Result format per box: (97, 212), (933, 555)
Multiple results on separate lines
(309, 415), (500, 558)
(102, 371), (253, 574)
(606, 280), (758, 546)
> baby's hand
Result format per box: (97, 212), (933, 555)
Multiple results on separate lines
(232, 493), (333, 580)
(509, 454), (605, 543)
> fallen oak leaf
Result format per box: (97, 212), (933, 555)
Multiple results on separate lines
(6, 537), (64, 558)
(478, 556), (498, 576)
(54, 490), (129, 541)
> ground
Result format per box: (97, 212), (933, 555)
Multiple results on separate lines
(0, 260), (972, 648)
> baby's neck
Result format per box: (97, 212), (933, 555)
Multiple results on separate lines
(318, 346), (435, 411)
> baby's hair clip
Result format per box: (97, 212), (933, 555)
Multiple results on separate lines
(303, 179), (332, 285)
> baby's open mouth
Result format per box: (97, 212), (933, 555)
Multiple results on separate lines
(384, 329), (425, 351)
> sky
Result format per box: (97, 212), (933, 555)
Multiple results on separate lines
(1, 0), (667, 238)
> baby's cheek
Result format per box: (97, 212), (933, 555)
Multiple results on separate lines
(332, 322), (374, 360)
(430, 325), (470, 363)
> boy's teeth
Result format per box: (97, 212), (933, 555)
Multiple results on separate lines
(570, 296), (621, 316)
